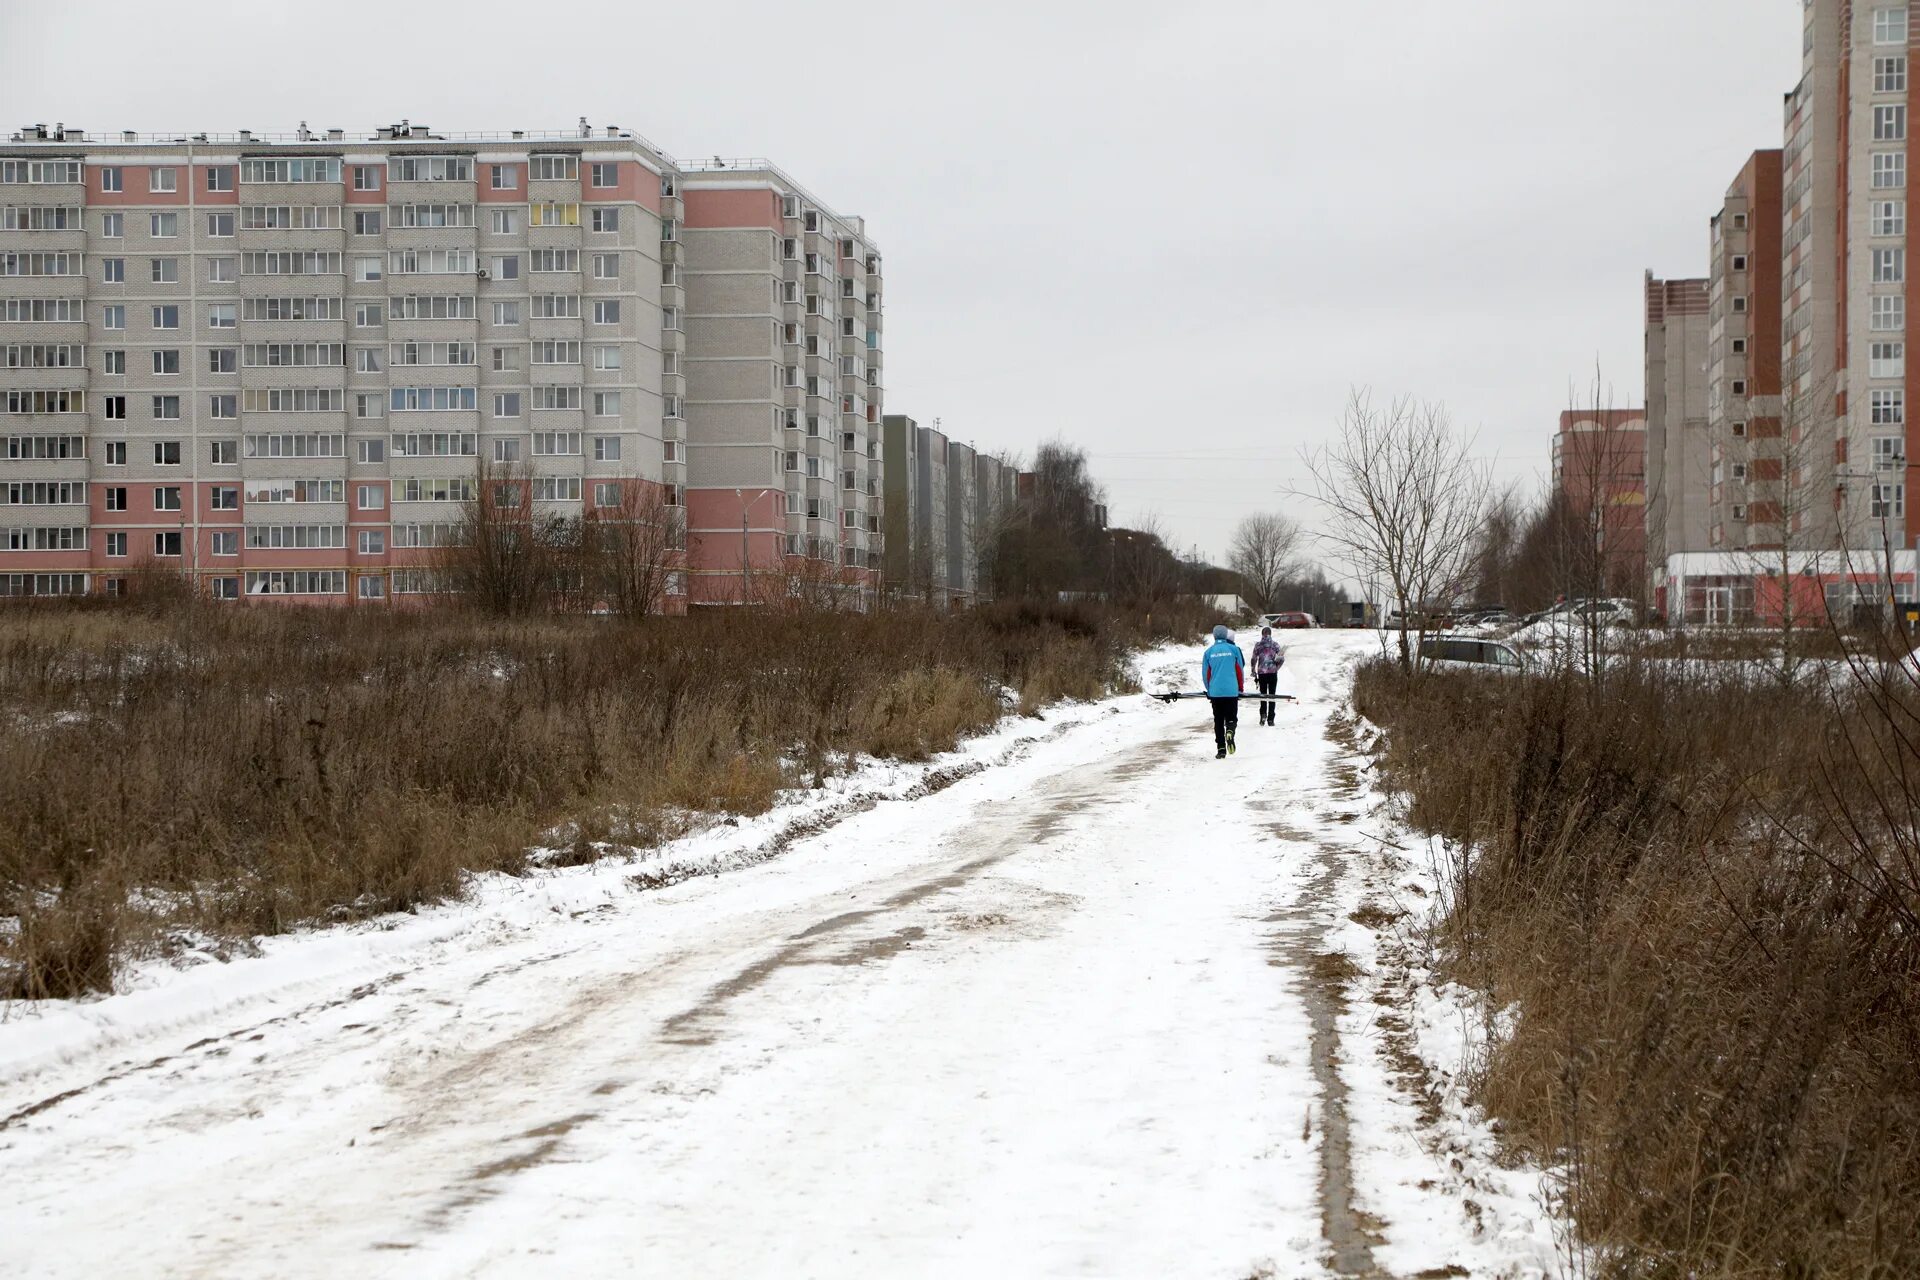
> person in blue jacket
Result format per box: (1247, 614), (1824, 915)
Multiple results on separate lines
(1201, 624), (1245, 759)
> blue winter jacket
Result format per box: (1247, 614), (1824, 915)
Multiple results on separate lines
(1201, 640), (1246, 697)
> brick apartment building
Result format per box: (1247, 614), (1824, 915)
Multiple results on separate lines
(1644, 274), (1711, 606)
(0, 120), (881, 605)
(1553, 407), (1648, 596)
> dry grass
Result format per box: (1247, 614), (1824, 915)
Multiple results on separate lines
(1355, 656), (1920, 1277)
(0, 597), (1178, 1000)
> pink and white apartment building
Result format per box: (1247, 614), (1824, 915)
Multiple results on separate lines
(0, 121), (882, 605)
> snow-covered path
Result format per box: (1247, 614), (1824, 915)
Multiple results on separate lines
(0, 631), (1549, 1278)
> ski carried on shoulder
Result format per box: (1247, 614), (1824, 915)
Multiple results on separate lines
(1149, 691), (1298, 704)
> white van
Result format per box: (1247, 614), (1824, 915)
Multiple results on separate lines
(1416, 634), (1526, 673)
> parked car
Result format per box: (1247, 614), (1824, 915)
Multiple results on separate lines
(1260, 611), (1317, 630)
(1417, 634), (1528, 673)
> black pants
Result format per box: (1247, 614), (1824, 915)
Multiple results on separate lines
(1209, 695), (1238, 751)
(1257, 673), (1278, 723)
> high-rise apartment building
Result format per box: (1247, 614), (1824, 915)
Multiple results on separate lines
(679, 163), (883, 604)
(881, 413), (948, 599)
(1789, 1), (1913, 551)
(1553, 407), (1648, 597)
(1707, 151), (1786, 551)
(0, 123), (881, 605)
(1645, 274), (1713, 602)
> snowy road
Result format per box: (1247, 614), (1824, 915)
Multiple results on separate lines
(0, 631), (1553, 1278)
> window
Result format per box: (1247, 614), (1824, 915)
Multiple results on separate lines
(353, 210), (383, 235)
(355, 303), (383, 328)
(592, 392), (621, 416)
(349, 256), (379, 283)
(104, 440), (127, 465)
(387, 156), (472, 183)
(356, 348), (382, 373)
(150, 211), (179, 238)
(529, 248), (578, 272)
(1876, 247), (1908, 283)
(150, 257), (179, 284)
(1876, 6), (1910, 45)
(589, 162), (617, 188)
(357, 485), (384, 511)
(104, 487), (127, 511)
(100, 167), (123, 193)
(150, 167), (177, 193)
(211, 440), (237, 464)
(151, 395), (180, 420)
(207, 348), (236, 374)
(493, 392), (522, 418)
(1871, 483), (1906, 519)
(1872, 340), (1907, 378)
(492, 437), (521, 462)
(531, 387), (581, 412)
(358, 530), (386, 555)
(1873, 294), (1906, 332)
(492, 301), (521, 326)
(205, 211), (235, 238)
(1731, 421), (1748, 438)
(1876, 200), (1907, 236)
(593, 345), (621, 370)
(205, 165), (234, 192)
(1874, 151), (1907, 189)
(1732, 338), (1747, 354)
(593, 482), (619, 507)
(530, 204), (579, 228)
(245, 571), (347, 596)
(1877, 104), (1908, 142)
(102, 396), (128, 420)
(105, 532), (127, 557)
(593, 300), (620, 324)
(153, 486), (182, 511)
(528, 155), (578, 182)
(209, 394), (237, 419)
(490, 254), (519, 280)
(211, 532), (238, 557)
(103, 305), (125, 330)
(593, 435), (622, 461)
(1731, 255), (1747, 272)
(101, 211), (122, 237)
(591, 252), (620, 280)
(356, 438), (386, 463)
(151, 350), (180, 375)
(208, 256), (236, 283)
(208, 303), (237, 329)
(1879, 54), (1910, 94)
(358, 576), (386, 600)
(1873, 388), (1906, 424)
(210, 486), (238, 510)
(152, 305), (180, 329)
(355, 394), (383, 420)
(352, 165), (380, 192)
(490, 208), (518, 234)
(530, 477), (581, 502)
(531, 429), (581, 454)
(1873, 435), (1907, 470)
(388, 386), (477, 412)
(104, 351), (125, 375)
(102, 257), (125, 284)
(491, 346), (522, 372)
(590, 207), (619, 233)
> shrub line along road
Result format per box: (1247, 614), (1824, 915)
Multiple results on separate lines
(0, 631), (1543, 1278)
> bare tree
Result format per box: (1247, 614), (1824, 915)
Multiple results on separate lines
(1227, 513), (1304, 612)
(1300, 390), (1491, 673)
(583, 480), (686, 619)
(435, 459), (576, 616)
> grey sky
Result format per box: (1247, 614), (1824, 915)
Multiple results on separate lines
(0, 0), (1803, 565)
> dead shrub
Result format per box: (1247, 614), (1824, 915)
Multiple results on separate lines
(1357, 656), (1920, 1278)
(0, 597), (1145, 997)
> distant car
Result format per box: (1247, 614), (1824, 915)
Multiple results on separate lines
(1260, 611), (1316, 630)
(1417, 634), (1527, 674)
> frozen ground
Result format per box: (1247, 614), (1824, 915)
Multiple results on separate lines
(0, 630), (1557, 1279)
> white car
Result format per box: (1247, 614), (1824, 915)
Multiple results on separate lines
(1416, 634), (1527, 674)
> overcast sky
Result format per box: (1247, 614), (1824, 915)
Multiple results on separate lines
(0, 0), (1804, 565)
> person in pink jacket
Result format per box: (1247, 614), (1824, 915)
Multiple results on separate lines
(1250, 626), (1286, 726)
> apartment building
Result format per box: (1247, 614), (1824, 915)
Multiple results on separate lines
(881, 413), (948, 599)
(1706, 151), (1786, 553)
(1644, 274), (1712, 608)
(0, 122), (881, 606)
(678, 163), (883, 605)
(1553, 407), (1648, 597)
(1788, 1), (1914, 551)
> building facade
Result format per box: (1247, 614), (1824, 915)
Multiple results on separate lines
(1553, 407), (1648, 598)
(0, 122), (879, 605)
(1707, 150), (1786, 552)
(1645, 274), (1713, 603)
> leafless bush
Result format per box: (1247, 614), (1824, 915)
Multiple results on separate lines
(1355, 656), (1920, 1277)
